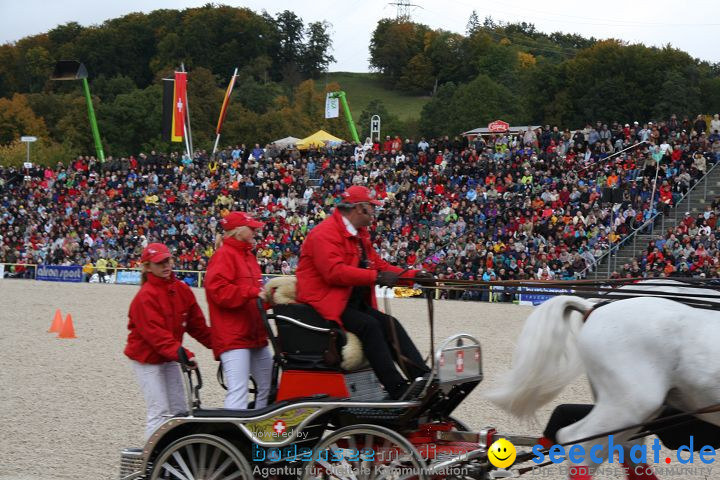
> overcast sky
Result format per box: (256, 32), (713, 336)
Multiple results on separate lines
(2, 0), (720, 72)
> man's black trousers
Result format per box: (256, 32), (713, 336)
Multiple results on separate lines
(341, 305), (429, 398)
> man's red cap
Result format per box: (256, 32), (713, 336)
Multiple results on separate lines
(341, 185), (383, 206)
(220, 211), (264, 231)
(141, 243), (172, 263)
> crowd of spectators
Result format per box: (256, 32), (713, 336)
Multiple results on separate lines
(1, 113), (720, 288)
(616, 199), (720, 280)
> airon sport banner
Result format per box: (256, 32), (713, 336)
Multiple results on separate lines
(36, 265), (83, 283)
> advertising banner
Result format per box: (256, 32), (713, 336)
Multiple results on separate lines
(517, 287), (572, 306)
(116, 270), (142, 285)
(36, 264), (83, 283)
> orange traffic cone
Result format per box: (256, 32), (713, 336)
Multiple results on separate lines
(58, 313), (76, 339)
(48, 309), (63, 333)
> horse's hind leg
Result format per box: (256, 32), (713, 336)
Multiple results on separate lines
(556, 313), (670, 479)
(556, 398), (664, 480)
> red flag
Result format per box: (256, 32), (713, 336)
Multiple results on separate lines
(172, 71), (187, 142)
(216, 74), (237, 135)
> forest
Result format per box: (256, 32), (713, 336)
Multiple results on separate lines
(1, 5), (719, 164)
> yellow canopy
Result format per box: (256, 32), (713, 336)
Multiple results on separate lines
(296, 130), (345, 150)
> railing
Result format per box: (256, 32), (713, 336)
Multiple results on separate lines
(0, 263), (207, 287)
(579, 159), (720, 279)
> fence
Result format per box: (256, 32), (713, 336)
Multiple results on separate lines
(1, 263), (537, 306)
(0, 263), (207, 287)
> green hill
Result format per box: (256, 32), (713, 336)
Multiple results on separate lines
(319, 72), (430, 121)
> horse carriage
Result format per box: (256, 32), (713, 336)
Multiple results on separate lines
(118, 276), (509, 480)
(118, 277), (720, 480)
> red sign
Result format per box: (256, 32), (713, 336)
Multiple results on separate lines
(487, 120), (509, 133)
(172, 71), (187, 140)
(456, 350), (465, 373)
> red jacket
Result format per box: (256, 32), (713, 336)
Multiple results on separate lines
(204, 237), (268, 359)
(124, 273), (212, 364)
(295, 209), (417, 327)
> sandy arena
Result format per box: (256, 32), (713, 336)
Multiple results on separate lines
(1, 280), (710, 479)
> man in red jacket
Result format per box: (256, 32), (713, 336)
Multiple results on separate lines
(296, 186), (431, 400)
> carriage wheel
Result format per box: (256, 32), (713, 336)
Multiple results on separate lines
(302, 424), (428, 480)
(149, 433), (253, 480)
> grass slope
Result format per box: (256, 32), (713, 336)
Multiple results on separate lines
(319, 72), (430, 121)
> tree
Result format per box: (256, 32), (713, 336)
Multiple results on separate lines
(700, 77), (720, 117)
(653, 69), (701, 120)
(0, 45), (21, 98)
(24, 46), (54, 93)
(357, 99), (403, 140)
(47, 22), (83, 46)
(150, 32), (183, 74)
(92, 75), (137, 102)
(369, 19), (429, 88)
(0, 94), (48, 144)
(97, 86), (163, 156)
(397, 53), (434, 94)
(419, 82), (458, 138)
(424, 30), (472, 87)
(301, 21), (335, 78)
(273, 10), (306, 84)
(419, 75), (526, 137)
(52, 96), (94, 153)
(184, 67), (225, 149)
(233, 74), (282, 114)
(466, 10), (481, 36)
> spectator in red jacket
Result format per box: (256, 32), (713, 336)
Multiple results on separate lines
(204, 211), (271, 410)
(124, 242), (213, 440)
(295, 185), (432, 400)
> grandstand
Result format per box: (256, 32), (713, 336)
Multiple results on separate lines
(2, 116), (719, 297)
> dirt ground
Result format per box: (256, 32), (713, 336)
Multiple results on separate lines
(0, 280), (711, 479)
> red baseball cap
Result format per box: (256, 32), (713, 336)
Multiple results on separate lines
(220, 211), (264, 231)
(141, 243), (172, 263)
(341, 185), (383, 206)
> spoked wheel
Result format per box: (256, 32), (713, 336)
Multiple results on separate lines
(150, 433), (253, 480)
(302, 424), (428, 480)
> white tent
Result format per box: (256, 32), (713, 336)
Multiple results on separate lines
(270, 136), (300, 149)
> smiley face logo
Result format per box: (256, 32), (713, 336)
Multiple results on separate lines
(488, 438), (517, 469)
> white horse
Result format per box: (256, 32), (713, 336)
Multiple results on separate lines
(485, 280), (720, 480)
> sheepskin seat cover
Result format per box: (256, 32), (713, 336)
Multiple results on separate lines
(264, 276), (369, 371)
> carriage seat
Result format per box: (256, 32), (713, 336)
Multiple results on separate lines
(263, 276), (369, 372)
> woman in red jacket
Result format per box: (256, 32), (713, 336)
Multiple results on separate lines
(204, 211), (271, 410)
(124, 243), (213, 440)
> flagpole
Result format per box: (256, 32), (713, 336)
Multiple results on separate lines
(212, 67), (238, 160)
(212, 135), (221, 160)
(183, 123), (192, 162)
(181, 63), (194, 160)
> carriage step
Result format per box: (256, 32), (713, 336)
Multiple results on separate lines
(399, 374), (431, 401)
(119, 448), (144, 480)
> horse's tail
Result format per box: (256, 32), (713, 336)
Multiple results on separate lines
(484, 295), (595, 419)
